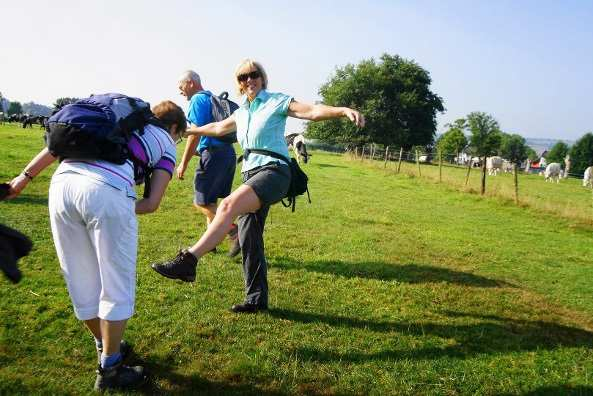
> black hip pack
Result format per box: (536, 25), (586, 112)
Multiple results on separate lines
(243, 148), (311, 212)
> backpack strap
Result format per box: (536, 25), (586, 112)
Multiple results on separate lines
(243, 148), (310, 212)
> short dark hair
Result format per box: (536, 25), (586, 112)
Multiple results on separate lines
(152, 100), (187, 136)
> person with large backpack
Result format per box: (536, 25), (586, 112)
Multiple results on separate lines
(6, 96), (186, 391)
(151, 59), (365, 314)
(176, 71), (240, 256)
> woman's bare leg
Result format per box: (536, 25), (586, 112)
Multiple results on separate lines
(187, 185), (261, 258)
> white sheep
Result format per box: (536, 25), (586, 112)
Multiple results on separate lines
(544, 163), (561, 183)
(486, 156), (503, 176)
(583, 166), (593, 188)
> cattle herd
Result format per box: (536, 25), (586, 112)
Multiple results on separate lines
(0, 112), (48, 129)
(483, 154), (592, 187)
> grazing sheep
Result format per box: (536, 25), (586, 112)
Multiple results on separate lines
(544, 162), (561, 183)
(486, 156), (503, 175)
(583, 166), (593, 188)
(502, 160), (513, 173)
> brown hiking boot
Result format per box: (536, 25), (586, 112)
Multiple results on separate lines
(151, 250), (198, 282)
(227, 224), (240, 257)
(227, 238), (241, 258)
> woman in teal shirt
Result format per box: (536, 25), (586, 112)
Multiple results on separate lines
(152, 59), (365, 313)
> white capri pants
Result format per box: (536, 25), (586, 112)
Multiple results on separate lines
(48, 172), (137, 321)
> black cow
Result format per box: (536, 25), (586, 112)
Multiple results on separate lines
(22, 116), (34, 129)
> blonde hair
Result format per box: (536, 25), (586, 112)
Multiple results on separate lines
(234, 59), (268, 96)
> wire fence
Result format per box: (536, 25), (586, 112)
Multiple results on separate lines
(313, 143), (593, 224)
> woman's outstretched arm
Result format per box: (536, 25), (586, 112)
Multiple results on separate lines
(184, 114), (237, 137)
(288, 100), (365, 128)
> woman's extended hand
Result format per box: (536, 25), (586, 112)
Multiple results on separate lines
(344, 108), (365, 128)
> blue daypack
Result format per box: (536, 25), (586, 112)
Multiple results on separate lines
(46, 93), (163, 164)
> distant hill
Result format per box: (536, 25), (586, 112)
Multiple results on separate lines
(525, 137), (574, 155)
(21, 102), (52, 116)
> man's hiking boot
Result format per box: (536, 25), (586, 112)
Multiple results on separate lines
(227, 238), (241, 258)
(94, 361), (145, 391)
(227, 224), (240, 258)
(96, 340), (132, 364)
(151, 250), (198, 282)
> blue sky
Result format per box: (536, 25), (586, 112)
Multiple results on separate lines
(2, 0), (592, 140)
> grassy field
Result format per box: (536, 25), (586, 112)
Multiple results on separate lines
(1, 123), (593, 395)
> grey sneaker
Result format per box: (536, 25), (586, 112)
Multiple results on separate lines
(94, 361), (145, 391)
(96, 340), (132, 364)
(151, 250), (198, 282)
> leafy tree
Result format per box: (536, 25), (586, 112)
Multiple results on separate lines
(53, 97), (79, 110)
(526, 146), (538, 161)
(7, 101), (22, 116)
(467, 112), (502, 194)
(546, 141), (569, 165)
(569, 132), (593, 175)
(467, 112), (502, 158)
(437, 119), (468, 161)
(500, 134), (528, 164)
(306, 53), (444, 149)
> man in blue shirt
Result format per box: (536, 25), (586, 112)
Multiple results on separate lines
(176, 70), (239, 255)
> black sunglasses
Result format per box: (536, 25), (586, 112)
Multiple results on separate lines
(237, 70), (261, 83)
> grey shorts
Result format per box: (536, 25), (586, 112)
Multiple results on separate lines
(242, 162), (290, 206)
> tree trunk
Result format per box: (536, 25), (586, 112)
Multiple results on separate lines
(481, 155), (487, 195)
(384, 146), (389, 168)
(397, 147), (403, 173)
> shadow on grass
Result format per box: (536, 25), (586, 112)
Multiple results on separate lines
(136, 358), (284, 395)
(518, 385), (593, 395)
(314, 163), (347, 169)
(271, 256), (509, 288)
(2, 195), (48, 206)
(268, 308), (593, 362)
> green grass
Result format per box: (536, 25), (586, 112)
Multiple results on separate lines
(1, 123), (593, 395)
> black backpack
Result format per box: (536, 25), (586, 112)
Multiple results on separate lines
(243, 148), (311, 212)
(208, 91), (239, 144)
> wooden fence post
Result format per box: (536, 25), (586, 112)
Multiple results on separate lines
(513, 162), (519, 204)
(481, 155), (487, 195)
(439, 150), (443, 183)
(384, 146), (389, 168)
(360, 146), (365, 162)
(465, 158), (472, 186)
(416, 149), (421, 177)
(354, 147), (358, 160)
(397, 147), (403, 173)
(370, 144), (375, 161)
